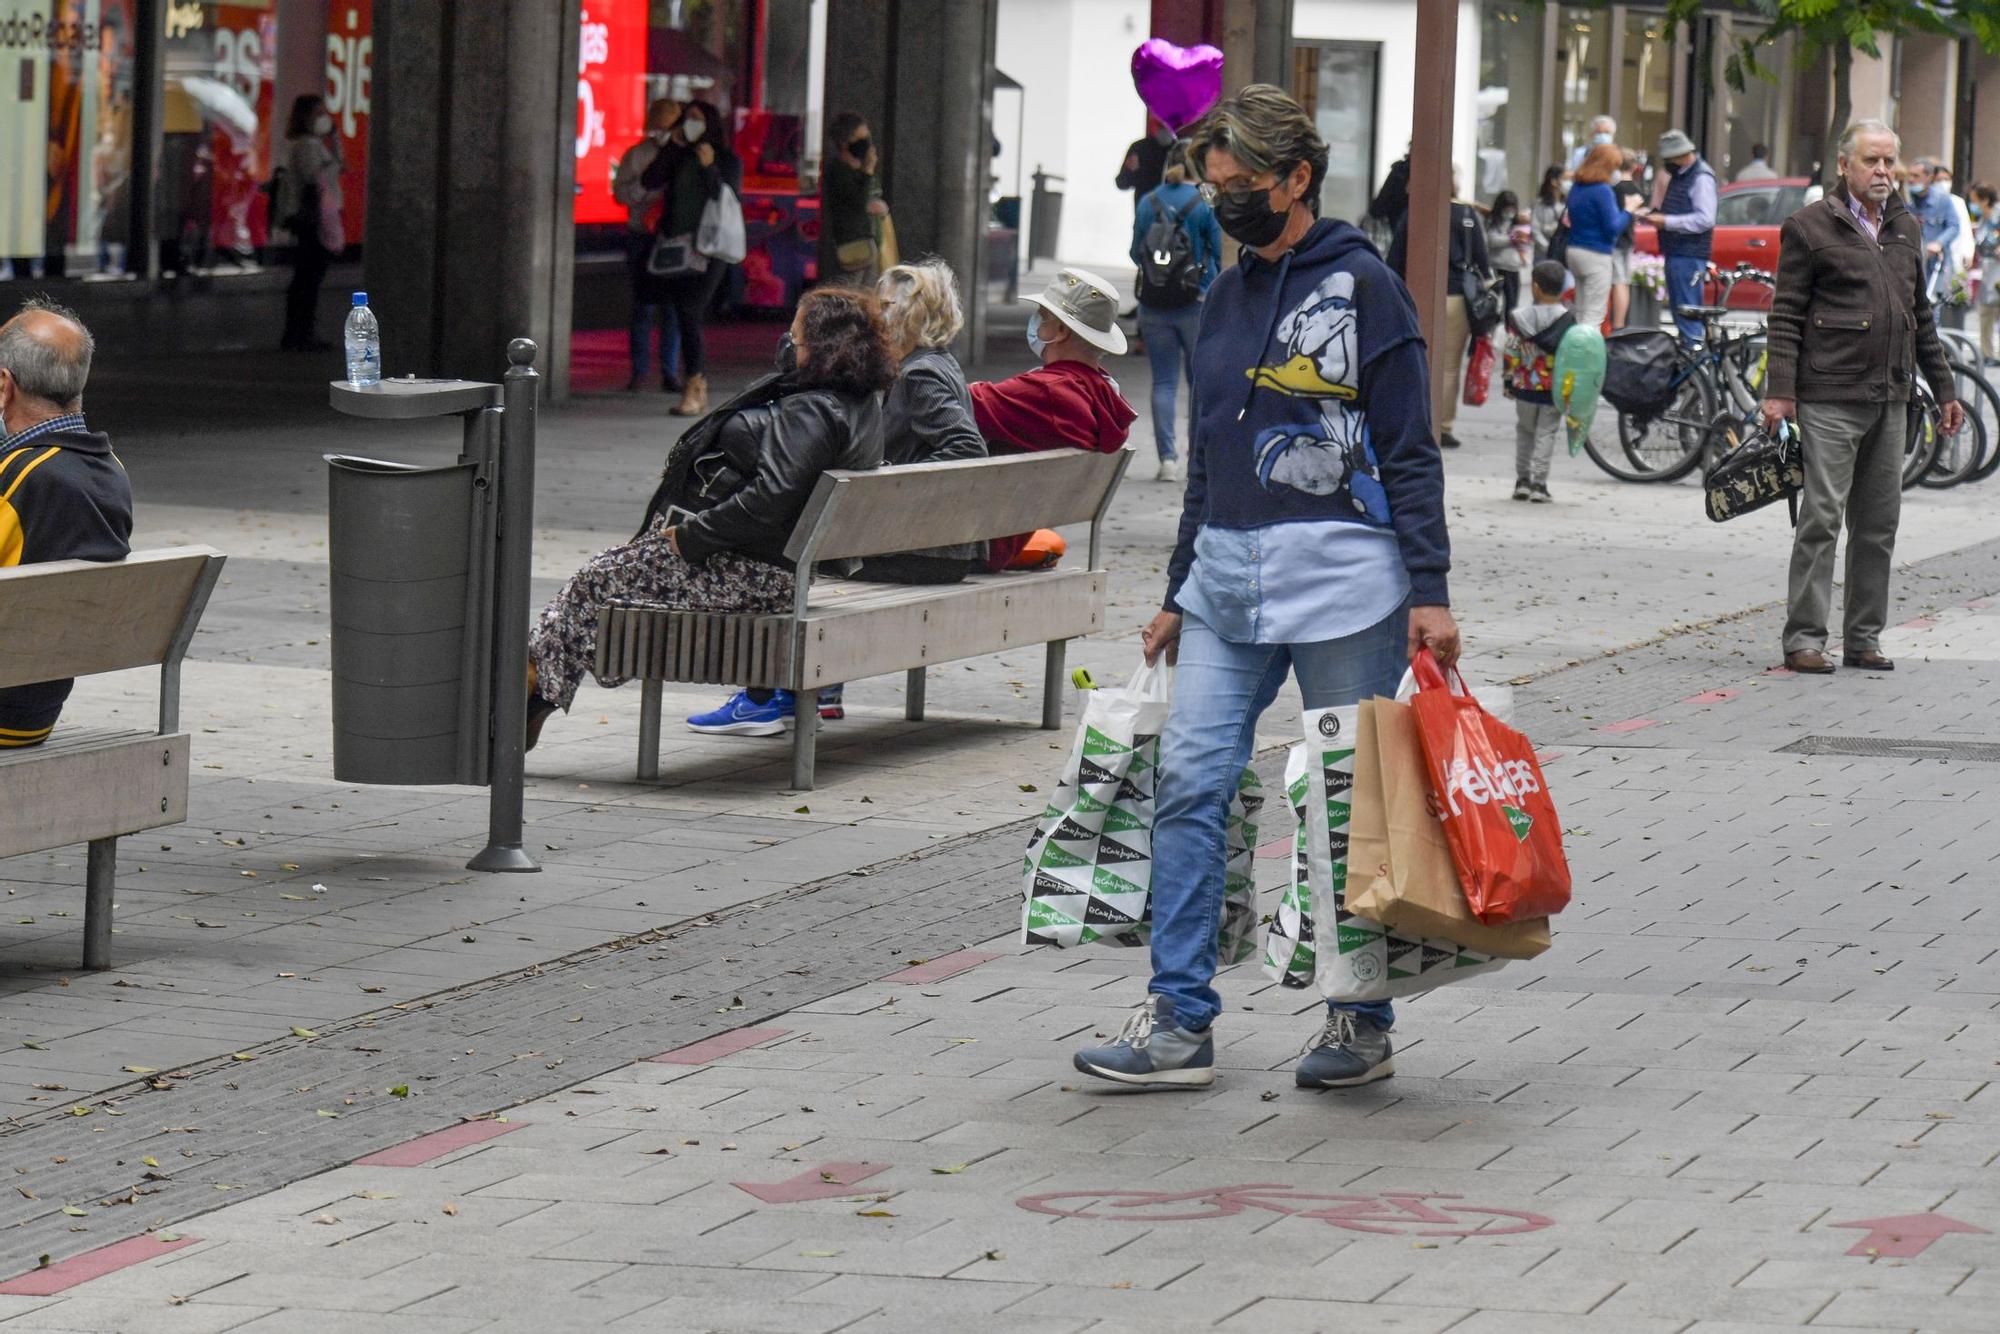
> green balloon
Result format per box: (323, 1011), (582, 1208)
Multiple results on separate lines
(1553, 325), (1607, 455)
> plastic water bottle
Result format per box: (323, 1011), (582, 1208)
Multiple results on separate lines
(344, 292), (381, 387)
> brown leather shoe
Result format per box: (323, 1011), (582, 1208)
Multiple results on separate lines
(1841, 649), (1895, 671)
(1784, 649), (1836, 674)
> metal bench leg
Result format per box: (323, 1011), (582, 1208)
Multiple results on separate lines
(1042, 640), (1067, 731)
(791, 697), (819, 791)
(84, 838), (115, 970)
(906, 667), (926, 722)
(638, 678), (662, 781)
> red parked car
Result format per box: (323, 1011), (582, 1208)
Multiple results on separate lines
(1631, 176), (1822, 309)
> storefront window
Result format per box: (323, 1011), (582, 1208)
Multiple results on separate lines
(1616, 9), (1673, 178)
(576, 0), (823, 311)
(1291, 40), (1378, 226)
(1557, 5), (1609, 170)
(1478, 3), (1542, 204)
(0, 1), (139, 282)
(165, 0), (374, 272)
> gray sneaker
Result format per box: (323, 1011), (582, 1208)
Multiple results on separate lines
(1072, 996), (1214, 1088)
(1295, 1010), (1394, 1088)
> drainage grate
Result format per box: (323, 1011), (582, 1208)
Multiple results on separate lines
(1778, 735), (2000, 762)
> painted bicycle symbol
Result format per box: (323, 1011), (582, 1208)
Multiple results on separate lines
(1017, 1185), (1555, 1237)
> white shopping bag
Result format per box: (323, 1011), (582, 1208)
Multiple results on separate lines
(1022, 661), (1260, 960)
(697, 185), (748, 264)
(1292, 704), (1510, 1003)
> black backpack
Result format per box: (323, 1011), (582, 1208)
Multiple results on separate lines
(1601, 328), (1680, 418)
(1137, 193), (1203, 309)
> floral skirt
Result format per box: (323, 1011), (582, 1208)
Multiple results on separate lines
(529, 515), (795, 711)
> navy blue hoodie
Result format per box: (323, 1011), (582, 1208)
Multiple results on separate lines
(1166, 218), (1451, 610)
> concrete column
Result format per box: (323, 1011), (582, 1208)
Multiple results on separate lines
(821, 0), (998, 362)
(366, 0), (580, 394)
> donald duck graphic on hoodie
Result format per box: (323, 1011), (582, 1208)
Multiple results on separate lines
(1243, 270), (1390, 523)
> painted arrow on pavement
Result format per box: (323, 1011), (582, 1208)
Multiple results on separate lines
(1831, 1213), (1989, 1258)
(733, 1162), (891, 1204)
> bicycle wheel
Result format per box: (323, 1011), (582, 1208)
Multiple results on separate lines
(1586, 365), (1715, 482)
(1922, 361), (1985, 487)
(1957, 361), (2000, 483)
(1904, 389), (1942, 490)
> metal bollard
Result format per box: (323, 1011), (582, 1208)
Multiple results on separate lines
(468, 341), (540, 872)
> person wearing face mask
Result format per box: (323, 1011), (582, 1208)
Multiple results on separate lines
(275, 94), (345, 352)
(822, 111), (888, 286)
(0, 300), (131, 750)
(1568, 115), (1617, 173)
(1972, 183), (2000, 364)
(613, 98), (685, 393)
(1117, 116), (1178, 217)
(1906, 158), (1962, 303)
(967, 267), (1137, 571)
(526, 290), (891, 750)
(1069, 85), (1459, 1094)
(641, 99), (742, 417)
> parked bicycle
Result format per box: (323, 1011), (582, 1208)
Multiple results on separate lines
(1583, 263), (1773, 483)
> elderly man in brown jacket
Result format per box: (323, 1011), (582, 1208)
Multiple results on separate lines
(1762, 120), (1963, 675)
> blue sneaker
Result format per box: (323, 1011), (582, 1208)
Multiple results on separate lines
(1295, 1009), (1395, 1088)
(1072, 997), (1214, 1088)
(686, 690), (793, 737)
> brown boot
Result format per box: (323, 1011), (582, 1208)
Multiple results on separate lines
(671, 373), (709, 417)
(1783, 648), (1835, 674)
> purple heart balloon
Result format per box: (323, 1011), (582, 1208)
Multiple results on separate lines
(1131, 38), (1223, 132)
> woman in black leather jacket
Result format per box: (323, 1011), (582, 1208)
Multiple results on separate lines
(527, 289), (894, 747)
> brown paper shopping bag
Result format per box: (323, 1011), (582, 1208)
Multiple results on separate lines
(1347, 698), (1551, 960)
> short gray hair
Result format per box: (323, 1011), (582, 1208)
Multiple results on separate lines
(1838, 119), (1901, 161)
(877, 259), (964, 353)
(0, 298), (94, 408)
(1590, 115), (1617, 134)
(1186, 84), (1329, 208)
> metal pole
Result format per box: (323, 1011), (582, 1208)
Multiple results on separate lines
(1408, 0), (1460, 432)
(469, 338), (542, 873)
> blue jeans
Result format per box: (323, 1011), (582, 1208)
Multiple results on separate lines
(1138, 302), (1202, 461)
(1149, 606), (1409, 1034)
(626, 232), (682, 382)
(1664, 254), (1707, 348)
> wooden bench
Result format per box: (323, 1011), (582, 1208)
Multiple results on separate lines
(0, 547), (226, 968)
(595, 448), (1132, 789)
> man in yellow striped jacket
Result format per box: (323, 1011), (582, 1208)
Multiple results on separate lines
(0, 300), (132, 748)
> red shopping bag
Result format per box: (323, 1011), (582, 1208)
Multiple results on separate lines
(1406, 649), (1571, 924)
(1463, 335), (1494, 407)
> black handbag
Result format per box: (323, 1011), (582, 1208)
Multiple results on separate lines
(1545, 215), (1570, 267)
(1462, 268), (1505, 337)
(646, 231), (708, 278)
(1704, 418), (1802, 524)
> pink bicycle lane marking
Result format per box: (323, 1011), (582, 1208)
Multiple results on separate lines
(648, 1027), (792, 1065)
(0, 1233), (200, 1297)
(882, 951), (1000, 984)
(354, 1119), (523, 1167)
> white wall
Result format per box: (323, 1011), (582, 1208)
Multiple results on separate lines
(1293, 0), (1481, 209)
(995, 0), (1152, 278)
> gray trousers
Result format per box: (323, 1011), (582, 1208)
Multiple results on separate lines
(1784, 399), (1906, 654)
(1514, 399), (1563, 486)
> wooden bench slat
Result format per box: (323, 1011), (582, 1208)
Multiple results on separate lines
(0, 732), (190, 860)
(0, 548), (225, 689)
(783, 450), (1128, 565)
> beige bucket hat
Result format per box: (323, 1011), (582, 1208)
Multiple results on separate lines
(1022, 267), (1128, 355)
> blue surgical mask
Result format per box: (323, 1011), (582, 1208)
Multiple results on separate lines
(1026, 318), (1048, 358)
(1591, 131), (1613, 145)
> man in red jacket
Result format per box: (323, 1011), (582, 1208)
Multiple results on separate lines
(973, 267), (1137, 570)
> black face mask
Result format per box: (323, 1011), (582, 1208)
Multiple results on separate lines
(775, 332), (798, 375)
(848, 137), (870, 160)
(1215, 185), (1292, 248)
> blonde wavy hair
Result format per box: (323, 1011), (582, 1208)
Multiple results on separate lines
(876, 259), (965, 355)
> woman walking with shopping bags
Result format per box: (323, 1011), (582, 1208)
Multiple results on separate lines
(641, 99), (741, 417)
(1069, 85), (1460, 1091)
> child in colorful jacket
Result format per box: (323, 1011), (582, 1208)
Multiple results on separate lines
(1503, 260), (1576, 502)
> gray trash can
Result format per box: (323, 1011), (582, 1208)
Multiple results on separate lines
(326, 455), (489, 785)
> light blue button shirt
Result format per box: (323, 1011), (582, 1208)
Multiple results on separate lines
(1175, 520), (1410, 645)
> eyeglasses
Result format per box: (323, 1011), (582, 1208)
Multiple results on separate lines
(1199, 179), (1272, 205)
